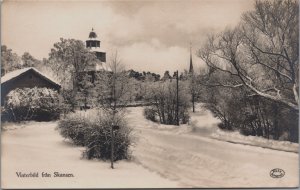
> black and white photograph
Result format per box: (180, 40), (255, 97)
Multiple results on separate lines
(1, 0), (299, 188)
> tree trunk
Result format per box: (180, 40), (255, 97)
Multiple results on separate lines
(72, 73), (79, 111)
(273, 103), (279, 140)
(192, 92), (195, 113)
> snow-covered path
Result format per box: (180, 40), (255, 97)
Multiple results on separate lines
(1, 106), (298, 188)
(1, 122), (178, 188)
(127, 107), (299, 188)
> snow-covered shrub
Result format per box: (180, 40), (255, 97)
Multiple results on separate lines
(143, 107), (156, 122)
(4, 87), (60, 121)
(60, 89), (74, 115)
(57, 109), (133, 161)
(199, 71), (299, 143)
(58, 113), (94, 146)
(144, 81), (191, 125)
(180, 108), (190, 124)
(83, 111), (132, 161)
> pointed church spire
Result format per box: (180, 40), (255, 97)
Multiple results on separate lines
(189, 42), (194, 74)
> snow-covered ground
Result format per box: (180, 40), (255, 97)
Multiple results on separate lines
(1, 105), (299, 188)
(126, 106), (299, 188)
(211, 129), (298, 153)
(1, 122), (178, 189)
(188, 104), (298, 153)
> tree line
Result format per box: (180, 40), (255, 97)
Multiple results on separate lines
(1, 45), (46, 76)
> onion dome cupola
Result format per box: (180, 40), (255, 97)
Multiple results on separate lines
(86, 28), (101, 48)
(89, 28), (97, 38)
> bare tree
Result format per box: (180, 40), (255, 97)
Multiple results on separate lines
(94, 51), (130, 169)
(144, 80), (191, 125)
(188, 73), (199, 112)
(199, 0), (299, 111)
(95, 51), (129, 110)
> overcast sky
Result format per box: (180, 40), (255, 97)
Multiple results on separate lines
(2, 0), (254, 75)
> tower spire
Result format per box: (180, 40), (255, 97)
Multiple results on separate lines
(89, 28), (97, 38)
(189, 42), (194, 74)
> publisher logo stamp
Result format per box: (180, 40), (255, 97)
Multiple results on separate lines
(270, 168), (285, 178)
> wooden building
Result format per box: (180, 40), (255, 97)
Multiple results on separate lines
(1, 67), (61, 106)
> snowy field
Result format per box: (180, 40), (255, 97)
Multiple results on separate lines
(1, 122), (178, 188)
(1, 105), (299, 188)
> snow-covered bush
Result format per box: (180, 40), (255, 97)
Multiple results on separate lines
(84, 111), (132, 161)
(144, 81), (191, 125)
(57, 109), (133, 161)
(4, 87), (60, 121)
(199, 71), (299, 142)
(57, 113), (93, 146)
(60, 89), (75, 115)
(143, 107), (156, 122)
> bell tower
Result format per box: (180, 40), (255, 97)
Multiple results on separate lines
(86, 28), (106, 62)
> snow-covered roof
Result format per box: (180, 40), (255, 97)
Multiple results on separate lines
(89, 47), (106, 53)
(95, 62), (112, 72)
(85, 61), (111, 72)
(1, 67), (61, 86)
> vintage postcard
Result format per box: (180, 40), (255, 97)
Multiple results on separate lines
(1, 0), (299, 189)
